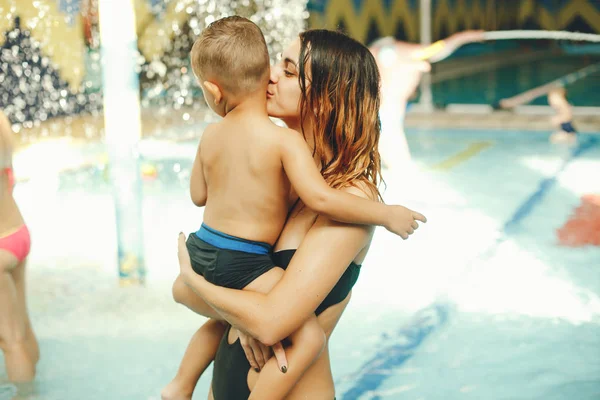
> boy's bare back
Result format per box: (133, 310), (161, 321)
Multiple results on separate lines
(188, 16), (426, 244)
(200, 113), (300, 244)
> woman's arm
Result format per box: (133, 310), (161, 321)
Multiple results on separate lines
(179, 189), (374, 346)
(0, 112), (13, 168)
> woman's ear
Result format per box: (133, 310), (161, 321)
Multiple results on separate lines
(203, 81), (223, 105)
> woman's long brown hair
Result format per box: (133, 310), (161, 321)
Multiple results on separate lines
(298, 29), (384, 201)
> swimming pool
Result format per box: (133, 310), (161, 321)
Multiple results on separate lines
(333, 128), (600, 399)
(430, 50), (600, 107)
(1, 126), (599, 399)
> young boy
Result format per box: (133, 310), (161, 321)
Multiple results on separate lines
(162, 16), (426, 400)
(548, 87), (578, 144)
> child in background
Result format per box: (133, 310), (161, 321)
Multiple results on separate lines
(548, 87), (578, 144)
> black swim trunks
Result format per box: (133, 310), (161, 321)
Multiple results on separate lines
(186, 224), (276, 290)
(560, 121), (577, 134)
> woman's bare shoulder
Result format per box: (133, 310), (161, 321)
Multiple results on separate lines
(341, 180), (380, 202)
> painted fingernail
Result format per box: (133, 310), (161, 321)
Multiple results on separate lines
(281, 366), (287, 373)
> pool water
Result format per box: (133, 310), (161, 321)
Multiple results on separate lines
(1, 127), (599, 399)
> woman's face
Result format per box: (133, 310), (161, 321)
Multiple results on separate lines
(266, 38), (304, 122)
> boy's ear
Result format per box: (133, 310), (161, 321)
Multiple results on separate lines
(203, 81), (223, 105)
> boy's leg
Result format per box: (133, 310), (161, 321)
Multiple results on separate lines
(10, 260), (39, 364)
(163, 277), (226, 400)
(161, 318), (227, 400)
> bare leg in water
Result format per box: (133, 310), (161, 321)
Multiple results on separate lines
(0, 254), (38, 383)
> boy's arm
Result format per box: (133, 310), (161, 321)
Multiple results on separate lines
(279, 129), (426, 238)
(190, 136), (208, 207)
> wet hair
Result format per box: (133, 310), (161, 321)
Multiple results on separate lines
(190, 16), (270, 95)
(298, 29), (384, 200)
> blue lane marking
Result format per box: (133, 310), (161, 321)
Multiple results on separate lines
(340, 136), (598, 400)
(503, 136), (598, 234)
(341, 304), (449, 400)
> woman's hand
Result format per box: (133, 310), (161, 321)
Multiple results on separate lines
(178, 232), (195, 281)
(238, 329), (273, 371)
(238, 329), (289, 373)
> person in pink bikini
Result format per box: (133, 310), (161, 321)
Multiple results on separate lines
(0, 111), (38, 382)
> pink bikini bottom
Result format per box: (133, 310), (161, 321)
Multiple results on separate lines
(0, 225), (31, 262)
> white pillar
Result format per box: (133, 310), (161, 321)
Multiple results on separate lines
(419, 0), (434, 111)
(98, 0), (146, 285)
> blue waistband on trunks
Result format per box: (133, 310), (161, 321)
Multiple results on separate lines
(195, 223), (272, 255)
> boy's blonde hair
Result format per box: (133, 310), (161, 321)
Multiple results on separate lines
(190, 16), (270, 95)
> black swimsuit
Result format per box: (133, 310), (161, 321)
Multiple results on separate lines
(211, 249), (361, 400)
(560, 121), (577, 134)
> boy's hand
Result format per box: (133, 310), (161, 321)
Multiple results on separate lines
(385, 206), (427, 239)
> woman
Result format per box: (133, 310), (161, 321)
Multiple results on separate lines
(171, 29), (420, 399)
(0, 111), (38, 383)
